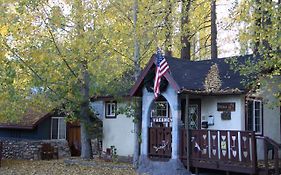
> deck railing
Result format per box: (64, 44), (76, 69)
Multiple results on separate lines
(180, 129), (257, 174)
(257, 136), (281, 175)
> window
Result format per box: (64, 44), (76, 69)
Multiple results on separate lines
(246, 99), (263, 134)
(152, 101), (169, 118)
(51, 117), (66, 139)
(105, 101), (117, 118)
(151, 101), (171, 127)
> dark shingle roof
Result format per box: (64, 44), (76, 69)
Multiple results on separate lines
(130, 54), (256, 96)
(166, 55), (253, 93)
(0, 109), (52, 129)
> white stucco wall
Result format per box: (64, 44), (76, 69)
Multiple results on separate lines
(201, 95), (245, 130)
(91, 100), (135, 157)
(102, 113), (135, 157)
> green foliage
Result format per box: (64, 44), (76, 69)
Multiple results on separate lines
(229, 0), (281, 101)
(117, 98), (141, 123)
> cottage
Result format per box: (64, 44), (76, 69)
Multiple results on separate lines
(0, 99), (135, 161)
(0, 109), (72, 159)
(130, 54), (281, 175)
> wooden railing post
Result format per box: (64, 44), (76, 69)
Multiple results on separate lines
(274, 146), (279, 175)
(264, 139), (269, 174)
(251, 132), (257, 174)
(0, 142), (2, 167)
(185, 95), (190, 171)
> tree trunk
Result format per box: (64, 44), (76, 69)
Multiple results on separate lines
(133, 0), (141, 79)
(164, 0), (173, 57)
(211, 0), (218, 59)
(181, 0), (192, 60)
(80, 62), (92, 159)
(133, 0), (141, 168)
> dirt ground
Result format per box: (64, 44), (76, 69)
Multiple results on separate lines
(0, 159), (137, 175)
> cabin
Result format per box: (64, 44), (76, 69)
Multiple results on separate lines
(130, 54), (281, 175)
(0, 109), (79, 159)
(0, 99), (135, 161)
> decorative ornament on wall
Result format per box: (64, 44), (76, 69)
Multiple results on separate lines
(204, 63), (222, 92)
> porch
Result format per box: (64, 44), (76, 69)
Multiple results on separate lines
(148, 127), (281, 175)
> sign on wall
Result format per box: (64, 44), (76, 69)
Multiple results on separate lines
(217, 102), (236, 120)
(217, 102), (235, 112)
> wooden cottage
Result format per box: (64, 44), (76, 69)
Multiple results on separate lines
(130, 54), (281, 175)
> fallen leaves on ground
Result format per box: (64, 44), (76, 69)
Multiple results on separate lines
(0, 159), (137, 175)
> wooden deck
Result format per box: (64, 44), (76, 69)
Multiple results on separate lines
(180, 129), (281, 175)
(147, 127), (281, 174)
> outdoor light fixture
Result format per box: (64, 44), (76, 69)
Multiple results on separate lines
(208, 115), (214, 126)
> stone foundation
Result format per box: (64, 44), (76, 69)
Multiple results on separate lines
(137, 155), (191, 175)
(0, 137), (71, 160)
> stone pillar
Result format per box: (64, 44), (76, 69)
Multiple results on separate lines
(161, 84), (181, 160)
(171, 96), (180, 159)
(140, 88), (154, 156)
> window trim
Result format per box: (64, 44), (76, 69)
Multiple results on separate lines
(245, 97), (263, 135)
(150, 101), (171, 127)
(152, 101), (169, 118)
(105, 101), (117, 118)
(51, 117), (66, 140)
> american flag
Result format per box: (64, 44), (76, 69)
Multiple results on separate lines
(154, 48), (170, 98)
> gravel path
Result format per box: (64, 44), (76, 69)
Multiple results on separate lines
(0, 159), (137, 175)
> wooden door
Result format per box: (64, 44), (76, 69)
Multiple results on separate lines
(67, 123), (81, 156)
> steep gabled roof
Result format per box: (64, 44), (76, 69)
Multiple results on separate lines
(130, 54), (254, 96)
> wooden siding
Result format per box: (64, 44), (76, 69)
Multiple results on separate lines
(148, 127), (172, 158)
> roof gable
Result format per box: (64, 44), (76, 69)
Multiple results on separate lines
(129, 55), (180, 96)
(130, 54), (253, 96)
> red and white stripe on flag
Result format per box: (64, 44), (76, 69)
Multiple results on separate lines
(153, 48), (170, 98)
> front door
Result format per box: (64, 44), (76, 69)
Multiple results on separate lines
(148, 100), (172, 158)
(188, 99), (201, 129)
(67, 122), (81, 156)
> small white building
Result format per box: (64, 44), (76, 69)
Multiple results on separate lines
(91, 97), (135, 158)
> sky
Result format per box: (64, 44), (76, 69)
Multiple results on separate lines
(217, 0), (241, 58)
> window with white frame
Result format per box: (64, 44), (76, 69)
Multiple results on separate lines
(150, 101), (171, 127)
(152, 101), (169, 118)
(105, 101), (117, 118)
(51, 117), (66, 139)
(247, 99), (263, 134)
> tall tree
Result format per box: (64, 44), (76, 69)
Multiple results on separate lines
(181, 0), (192, 60)
(231, 0), (280, 99)
(164, 0), (173, 56)
(211, 0), (218, 59)
(132, 0), (141, 168)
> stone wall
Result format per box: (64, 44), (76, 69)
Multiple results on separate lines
(0, 138), (71, 160)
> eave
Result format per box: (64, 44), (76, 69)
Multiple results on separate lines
(130, 54), (180, 97)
